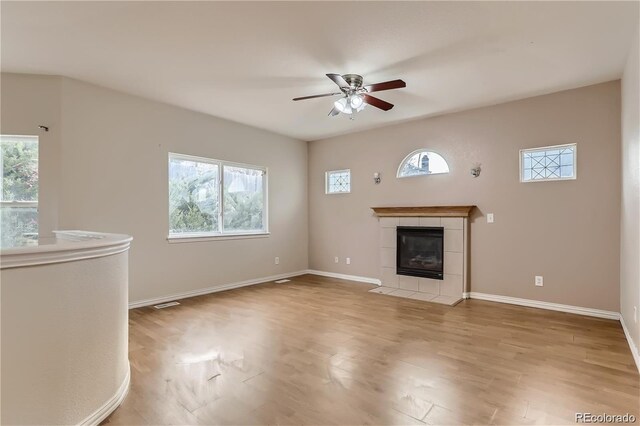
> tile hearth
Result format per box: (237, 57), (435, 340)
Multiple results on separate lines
(369, 286), (462, 305)
(370, 206), (474, 307)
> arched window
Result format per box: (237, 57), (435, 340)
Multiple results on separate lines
(397, 150), (450, 178)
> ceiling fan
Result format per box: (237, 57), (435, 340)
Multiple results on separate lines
(293, 74), (406, 118)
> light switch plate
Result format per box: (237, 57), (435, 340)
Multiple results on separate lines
(487, 213), (494, 223)
(535, 276), (543, 286)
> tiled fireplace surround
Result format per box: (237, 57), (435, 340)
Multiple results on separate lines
(370, 206), (474, 306)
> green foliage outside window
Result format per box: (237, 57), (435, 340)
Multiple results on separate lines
(169, 161), (219, 233)
(2, 138), (38, 202)
(168, 156), (265, 235)
(223, 190), (264, 231)
(1, 136), (39, 248)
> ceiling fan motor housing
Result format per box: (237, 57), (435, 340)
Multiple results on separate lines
(342, 74), (364, 90)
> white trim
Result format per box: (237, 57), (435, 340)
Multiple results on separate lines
(1, 231), (132, 269)
(168, 152), (267, 172)
(1, 134), (39, 141)
(467, 292), (619, 320)
(620, 314), (640, 373)
(462, 292), (470, 299)
(129, 270), (381, 309)
(78, 362), (130, 426)
(305, 269), (381, 285)
(167, 232), (270, 243)
(0, 200), (38, 207)
(129, 270), (308, 309)
(519, 142), (577, 183)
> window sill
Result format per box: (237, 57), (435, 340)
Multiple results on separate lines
(520, 176), (576, 183)
(167, 232), (270, 244)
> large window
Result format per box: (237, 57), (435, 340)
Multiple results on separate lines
(168, 153), (267, 238)
(520, 143), (576, 182)
(1, 135), (39, 248)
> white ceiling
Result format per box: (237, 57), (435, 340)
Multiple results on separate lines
(1, 1), (638, 141)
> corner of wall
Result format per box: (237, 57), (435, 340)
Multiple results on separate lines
(620, 25), (640, 360)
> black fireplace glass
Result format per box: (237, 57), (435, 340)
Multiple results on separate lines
(396, 226), (444, 280)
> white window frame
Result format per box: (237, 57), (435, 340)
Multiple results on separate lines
(396, 149), (450, 178)
(325, 169), (351, 194)
(0, 135), (39, 239)
(519, 143), (577, 183)
(167, 152), (269, 242)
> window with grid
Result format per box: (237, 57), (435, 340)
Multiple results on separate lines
(325, 169), (351, 194)
(520, 143), (576, 182)
(168, 153), (267, 238)
(1, 135), (39, 248)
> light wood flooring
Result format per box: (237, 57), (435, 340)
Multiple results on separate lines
(104, 274), (639, 425)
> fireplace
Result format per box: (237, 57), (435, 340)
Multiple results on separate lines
(396, 226), (444, 280)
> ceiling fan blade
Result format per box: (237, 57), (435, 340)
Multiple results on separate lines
(364, 79), (406, 93)
(362, 94), (394, 111)
(293, 92), (342, 101)
(326, 73), (350, 89)
(328, 107), (340, 117)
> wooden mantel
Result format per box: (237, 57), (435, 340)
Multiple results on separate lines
(371, 206), (476, 217)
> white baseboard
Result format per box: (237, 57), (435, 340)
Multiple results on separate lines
(620, 314), (640, 373)
(305, 269), (381, 285)
(467, 292), (620, 320)
(78, 362), (130, 425)
(129, 270), (308, 309)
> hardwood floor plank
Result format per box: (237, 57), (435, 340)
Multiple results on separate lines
(103, 274), (639, 425)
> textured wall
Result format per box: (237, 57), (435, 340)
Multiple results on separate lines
(309, 82), (621, 311)
(1, 252), (129, 425)
(1, 73), (309, 304)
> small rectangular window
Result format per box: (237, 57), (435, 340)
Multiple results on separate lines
(1, 135), (39, 248)
(326, 169), (351, 194)
(520, 143), (576, 183)
(168, 153), (267, 238)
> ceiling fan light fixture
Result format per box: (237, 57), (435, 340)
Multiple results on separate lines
(334, 97), (352, 114)
(349, 94), (364, 109)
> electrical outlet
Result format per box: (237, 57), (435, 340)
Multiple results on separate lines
(334, 256), (339, 263)
(487, 213), (494, 223)
(535, 276), (543, 287)
(634, 306), (637, 323)
(346, 257), (351, 265)
(274, 257), (279, 265)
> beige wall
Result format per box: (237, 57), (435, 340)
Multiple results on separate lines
(0, 73), (626, 314)
(621, 29), (639, 354)
(0, 74), (62, 238)
(309, 82), (621, 312)
(1, 73), (309, 304)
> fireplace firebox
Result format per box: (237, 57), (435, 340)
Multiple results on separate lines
(396, 226), (444, 280)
